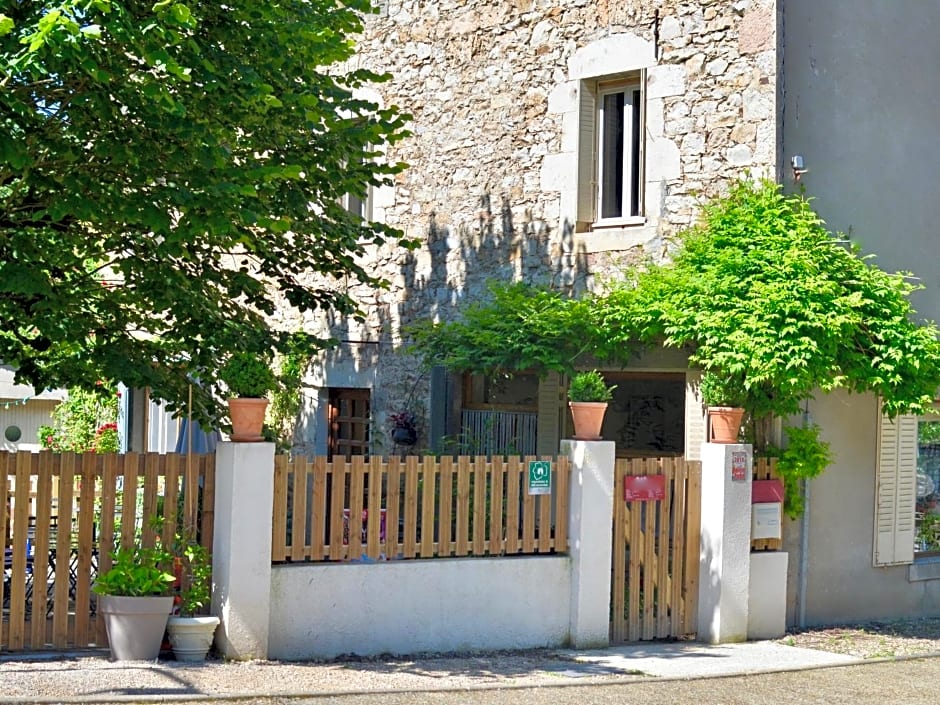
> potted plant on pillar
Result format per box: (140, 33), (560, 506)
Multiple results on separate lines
(93, 542), (176, 661)
(699, 371), (747, 444)
(166, 534), (219, 661)
(567, 370), (616, 440)
(219, 351), (277, 442)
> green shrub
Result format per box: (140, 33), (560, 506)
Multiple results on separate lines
(219, 352), (276, 398)
(568, 370), (616, 403)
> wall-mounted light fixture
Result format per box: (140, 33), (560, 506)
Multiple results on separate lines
(791, 155), (808, 182)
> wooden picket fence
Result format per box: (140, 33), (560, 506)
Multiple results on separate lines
(2, 451), (215, 652)
(272, 455), (569, 562)
(611, 457), (702, 643)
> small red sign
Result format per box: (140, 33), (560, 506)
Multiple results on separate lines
(731, 451), (748, 482)
(624, 475), (666, 502)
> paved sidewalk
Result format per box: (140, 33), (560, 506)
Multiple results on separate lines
(0, 641), (863, 704)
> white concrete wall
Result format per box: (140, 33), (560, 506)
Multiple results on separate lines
(782, 2), (940, 324)
(269, 556), (571, 660)
(783, 390), (940, 625)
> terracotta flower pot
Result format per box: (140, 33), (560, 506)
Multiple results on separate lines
(228, 398), (269, 442)
(569, 401), (608, 440)
(707, 406), (745, 443)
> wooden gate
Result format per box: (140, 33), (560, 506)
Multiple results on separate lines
(610, 457), (701, 643)
(2, 451), (214, 652)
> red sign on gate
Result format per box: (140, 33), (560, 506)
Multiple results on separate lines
(624, 475), (666, 502)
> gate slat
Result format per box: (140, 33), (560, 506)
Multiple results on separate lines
(73, 454), (97, 645)
(505, 457), (520, 555)
(611, 461), (627, 642)
(51, 453), (75, 648)
(683, 462), (703, 635)
(437, 456), (453, 557)
(310, 456), (327, 562)
(656, 458), (673, 639)
(290, 456), (308, 562)
(385, 457), (402, 559)
(30, 453), (53, 647)
(670, 459), (689, 636)
(0, 454), (9, 648)
(271, 455), (288, 561)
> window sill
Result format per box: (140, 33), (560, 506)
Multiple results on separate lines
(909, 555), (940, 582)
(572, 219), (657, 254)
(592, 216), (647, 229)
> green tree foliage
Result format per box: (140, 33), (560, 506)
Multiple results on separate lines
(1, 1), (411, 426)
(38, 383), (119, 452)
(407, 180), (940, 512)
(406, 282), (607, 377)
(602, 179), (940, 422)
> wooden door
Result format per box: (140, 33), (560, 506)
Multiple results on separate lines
(328, 389), (371, 459)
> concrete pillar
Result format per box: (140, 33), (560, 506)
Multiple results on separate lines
(212, 442), (275, 659)
(748, 551), (788, 639)
(562, 439), (616, 649)
(697, 443), (752, 644)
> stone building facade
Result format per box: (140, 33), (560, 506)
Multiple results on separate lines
(293, 0), (779, 457)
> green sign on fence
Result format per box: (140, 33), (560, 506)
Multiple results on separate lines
(528, 460), (552, 495)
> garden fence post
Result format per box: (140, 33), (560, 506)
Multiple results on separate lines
(698, 442), (752, 643)
(563, 439), (616, 648)
(211, 441), (276, 659)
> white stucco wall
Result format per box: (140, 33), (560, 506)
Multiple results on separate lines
(784, 390), (940, 625)
(269, 556), (571, 660)
(782, 1), (940, 323)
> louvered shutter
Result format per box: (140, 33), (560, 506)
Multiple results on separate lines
(685, 371), (705, 461)
(873, 414), (917, 566)
(576, 82), (597, 225)
(536, 371), (562, 456)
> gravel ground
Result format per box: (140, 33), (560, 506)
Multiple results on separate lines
(776, 616), (940, 659)
(1, 618), (939, 702)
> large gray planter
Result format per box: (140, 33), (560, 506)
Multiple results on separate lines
(99, 595), (174, 661)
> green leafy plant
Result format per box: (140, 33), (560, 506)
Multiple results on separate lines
(38, 384), (119, 452)
(93, 542), (176, 597)
(698, 372), (748, 408)
(568, 370), (616, 403)
(267, 335), (310, 451)
(769, 424), (834, 518)
(219, 352), (277, 398)
(172, 534), (213, 616)
(406, 282), (604, 377)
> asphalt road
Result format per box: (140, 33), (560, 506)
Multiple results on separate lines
(69, 657), (940, 705)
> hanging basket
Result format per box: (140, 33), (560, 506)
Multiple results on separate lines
(707, 406), (745, 443)
(391, 426), (417, 446)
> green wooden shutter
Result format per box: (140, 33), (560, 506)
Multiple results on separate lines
(873, 414), (917, 566)
(536, 371), (562, 456)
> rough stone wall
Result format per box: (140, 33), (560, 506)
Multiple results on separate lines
(291, 0), (779, 454)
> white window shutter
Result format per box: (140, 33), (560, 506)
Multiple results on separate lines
(685, 371), (705, 461)
(873, 414), (917, 566)
(536, 371), (562, 456)
(576, 82), (597, 225)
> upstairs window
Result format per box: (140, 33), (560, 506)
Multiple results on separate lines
(577, 72), (645, 229)
(598, 81), (643, 221)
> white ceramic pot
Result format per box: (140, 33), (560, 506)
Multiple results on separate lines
(166, 615), (221, 661)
